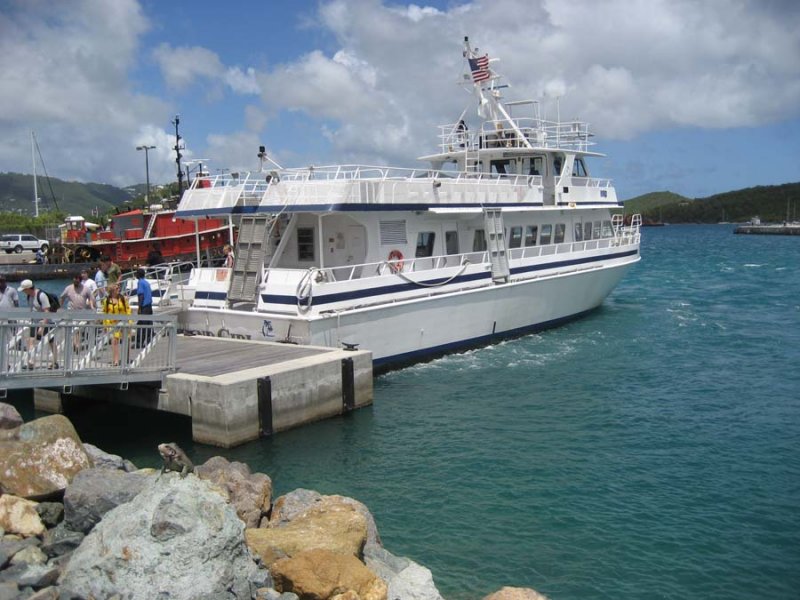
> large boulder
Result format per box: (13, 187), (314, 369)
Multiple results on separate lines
(62, 467), (149, 534)
(270, 489), (381, 549)
(0, 415), (92, 499)
(247, 501), (367, 567)
(0, 495), (45, 538)
(60, 474), (259, 600)
(364, 545), (443, 600)
(195, 455), (272, 528)
(0, 402), (22, 430)
(483, 587), (551, 600)
(271, 548), (387, 600)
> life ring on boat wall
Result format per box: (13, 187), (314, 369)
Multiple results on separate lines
(387, 249), (404, 273)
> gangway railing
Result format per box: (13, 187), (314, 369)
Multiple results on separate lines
(0, 310), (177, 393)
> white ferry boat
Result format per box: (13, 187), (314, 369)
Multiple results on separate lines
(175, 38), (641, 370)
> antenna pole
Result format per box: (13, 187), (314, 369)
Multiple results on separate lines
(31, 131), (39, 218)
(172, 115), (184, 194)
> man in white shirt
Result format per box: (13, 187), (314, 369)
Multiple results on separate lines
(18, 279), (58, 369)
(80, 269), (97, 299)
(0, 275), (19, 308)
(94, 263), (107, 300)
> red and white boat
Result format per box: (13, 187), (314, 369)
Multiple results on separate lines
(58, 202), (233, 268)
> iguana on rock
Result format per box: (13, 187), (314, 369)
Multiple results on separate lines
(157, 443), (194, 478)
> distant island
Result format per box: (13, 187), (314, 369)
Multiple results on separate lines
(623, 182), (800, 224)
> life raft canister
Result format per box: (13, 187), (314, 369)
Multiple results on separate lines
(387, 249), (404, 273)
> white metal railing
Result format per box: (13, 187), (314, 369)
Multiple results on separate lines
(438, 118), (596, 154)
(118, 261), (197, 309)
(0, 310), (177, 392)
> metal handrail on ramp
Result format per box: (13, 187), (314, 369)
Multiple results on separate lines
(0, 310), (177, 394)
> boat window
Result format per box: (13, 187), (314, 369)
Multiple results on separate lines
(554, 223), (566, 244)
(524, 225), (538, 246)
(380, 220), (407, 245)
(602, 220), (613, 237)
(445, 230), (459, 254)
(491, 160), (510, 175)
(509, 226), (523, 248)
(297, 227), (315, 261)
(553, 157), (563, 175)
(574, 222), (583, 242)
(415, 232), (436, 258)
(572, 158), (587, 177)
(472, 229), (487, 252)
(593, 221), (602, 239)
(584, 222), (593, 240)
(529, 157), (544, 176)
(540, 224), (552, 245)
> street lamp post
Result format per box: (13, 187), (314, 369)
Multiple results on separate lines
(136, 145), (156, 204)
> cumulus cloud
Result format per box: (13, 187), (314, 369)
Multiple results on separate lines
(0, 0), (167, 185)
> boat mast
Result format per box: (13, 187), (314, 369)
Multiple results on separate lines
(31, 130), (39, 218)
(172, 115), (184, 194)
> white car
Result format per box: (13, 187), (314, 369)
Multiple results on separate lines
(0, 234), (49, 254)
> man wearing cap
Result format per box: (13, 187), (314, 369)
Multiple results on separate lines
(0, 275), (19, 308)
(18, 279), (58, 369)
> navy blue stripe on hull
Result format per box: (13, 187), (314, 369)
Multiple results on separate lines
(263, 249), (638, 306)
(194, 291), (228, 300)
(372, 307), (598, 374)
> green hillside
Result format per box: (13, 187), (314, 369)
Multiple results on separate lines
(0, 172), (133, 217)
(624, 182), (800, 223)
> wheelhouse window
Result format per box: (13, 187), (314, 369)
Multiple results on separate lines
(473, 229), (487, 252)
(528, 156), (544, 176)
(572, 158), (588, 177)
(574, 222), (584, 242)
(554, 223), (566, 244)
(445, 230), (459, 255)
(297, 227), (315, 261)
(602, 220), (613, 237)
(491, 160), (510, 175)
(593, 221), (602, 239)
(509, 226), (523, 249)
(584, 222), (593, 240)
(540, 224), (553, 245)
(415, 232), (436, 257)
(553, 156), (563, 175)
(524, 225), (538, 246)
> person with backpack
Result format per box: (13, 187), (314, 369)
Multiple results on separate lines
(102, 284), (131, 367)
(60, 274), (96, 352)
(18, 279), (59, 369)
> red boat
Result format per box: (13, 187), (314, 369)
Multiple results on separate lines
(56, 203), (232, 268)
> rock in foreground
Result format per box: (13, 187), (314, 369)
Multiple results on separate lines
(60, 474), (259, 599)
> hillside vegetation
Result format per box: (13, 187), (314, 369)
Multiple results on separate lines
(624, 182), (800, 223)
(0, 172), (133, 217)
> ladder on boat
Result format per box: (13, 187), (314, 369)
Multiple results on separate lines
(144, 213), (157, 239)
(227, 215), (275, 305)
(484, 208), (510, 283)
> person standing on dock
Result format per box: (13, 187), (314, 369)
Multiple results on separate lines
(80, 269), (97, 299)
(0, 275), (20, 308)
(18, 279), (58, 370)
(102, 284), (130, 367)
(60, 274), (96, 352)
(94, 262), (107, 300)
(103, 256), (122, 287)
(134, 268), (153, 348)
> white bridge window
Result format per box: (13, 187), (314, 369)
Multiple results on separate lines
(415, 232), (436, 257)
(297, 227), (315, 261)
(380, 220), (407, 246)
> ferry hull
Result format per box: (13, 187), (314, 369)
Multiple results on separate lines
(179, 257), (637, 370)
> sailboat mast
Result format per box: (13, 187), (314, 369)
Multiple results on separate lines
(31, 130), (39, 218)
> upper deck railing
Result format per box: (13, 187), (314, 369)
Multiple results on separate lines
(438, 118), (595, 154)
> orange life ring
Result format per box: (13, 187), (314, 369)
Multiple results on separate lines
(387, 249), (404, 273)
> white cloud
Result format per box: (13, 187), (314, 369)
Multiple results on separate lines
(152, 44), (225, 91)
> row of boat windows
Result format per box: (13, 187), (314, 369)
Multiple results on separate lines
(296, 220), (614, 261)
(417, 220), (614, 257)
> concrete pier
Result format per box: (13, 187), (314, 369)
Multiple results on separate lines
(36, 335), (373, 448)
(734, 224), (800, 235)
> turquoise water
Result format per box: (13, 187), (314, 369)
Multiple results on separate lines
(10, 225), (800, 598)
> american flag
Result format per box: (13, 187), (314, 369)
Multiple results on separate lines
(468, 55), (490, 83)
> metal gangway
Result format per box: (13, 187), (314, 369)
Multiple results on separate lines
(0, 310), (177, 394)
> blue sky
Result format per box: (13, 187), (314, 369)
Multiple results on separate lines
(1, 0), (799, 200)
